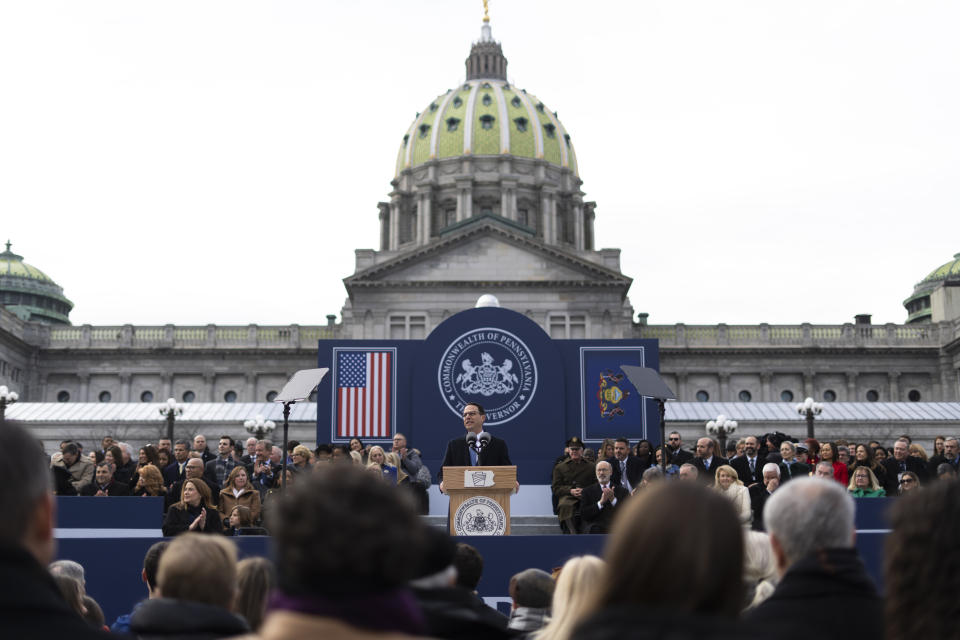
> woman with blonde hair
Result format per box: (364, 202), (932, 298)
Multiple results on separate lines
(234, 557), (276, 631)
(908, 443), (929, 462)
(132, 464), (166, 497)
(385, 451), (408, 484)
(533, 555), (605, 640)
(162, 478), (223, 536)
(714, 464), (752, 527)
(219, 466), (262, 525)
(742, 531), (778, 610)
(349, 450), (364, 465)
(598, 438), (616, 462)
(848, 466), (885, 497)
(367, 445), (397, 483)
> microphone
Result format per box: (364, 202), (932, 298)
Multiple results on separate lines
(466, 432), (478, 451)
(477, 432), (491, 450)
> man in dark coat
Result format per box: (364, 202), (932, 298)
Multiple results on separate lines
(748, 463), (782, 531)
(883, 437), (930, 488)
(606, 437), (643, 493)
(666, 431), (694, 466)
(165, 457), (214, 510)
(79, 462), (131, 496)
(0, 424), (111, 638)
(731, 435), (765, 486)
(162, 439), (191, 487)
(744, 477), (883, 639)
(439, 402), (514, 490)
(777, 441), (811, 484)
(580, 460), (629, 534)
(690, 437), (728, 483)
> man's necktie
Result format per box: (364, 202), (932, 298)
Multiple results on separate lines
(470, 447), (478, 466)
(749, 458), (755, 473)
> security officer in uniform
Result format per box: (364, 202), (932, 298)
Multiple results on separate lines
(551, 437), (596, 534)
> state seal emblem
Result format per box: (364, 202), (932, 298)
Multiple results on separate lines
(438, 327), (537, 425)
(453, 496), (507, 536)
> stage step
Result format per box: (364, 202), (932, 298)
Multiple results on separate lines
(422, 515), (561, 536)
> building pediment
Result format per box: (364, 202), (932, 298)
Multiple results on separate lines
(345, 218), (632, 292)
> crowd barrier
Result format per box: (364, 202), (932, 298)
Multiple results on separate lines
(54, 496), (893, 625)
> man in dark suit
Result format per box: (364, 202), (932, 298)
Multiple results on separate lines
(165, 457), (213, 510)
(439, 402), (514, 493)
(926, 436), (959, 477)
(883, 437), (930, 486)
(691, 437), (728, 483)
(778, 441), (811, 484)
(667, 431), (694, 466)
(731, 435), (765, 486)
(162, 439), (191, 487)
(607, 437), (643, 493)
(580, 460), (629, 534)
(748, 463), (781, 531)
(79, 462), (131, 496)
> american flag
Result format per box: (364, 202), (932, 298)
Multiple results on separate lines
(336, 350), (392, 438)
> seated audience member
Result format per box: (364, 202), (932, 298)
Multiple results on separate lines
(926, 436), (958, 475)
(81, 595), (107, 631)
(202, 436), (238, 490)
(114, 442), (139, 486)
(873, 445), (888, 463)
(848, 444), (890, 494)
(677, 462), (699, 481)
(452, 543), (487, 594)
(898, 471), (920, 494)
(332, 444), (351, 463)
(52, 573), (87, 618)
(348, 437), (368, 463)
(386, 452), (409, 483)
(313, 443), (333, 464)
(884, 477), (960, 639)
(582, 448), (597, 464)
(0, 424), (110, 638)
(349, 450), (364, 465)
(607, 437), (642, 493)
(225, 505), (267, 536)
(883, 438), (930, 487)
(633, 439), (655, 471)
(129, 533), (248, 638)
(804, 438), (821, 466)
(535, 556), (605, 640)
(552, 437), (596, 534)
(162, 479), (223, 536)
(219, 466), (261, 525)
(836, 445), (851, 467)
(49, 559), (86, 595)
(714, 464), (752, 527)
(742, 531), (778, 611)
(367, 445), (398, 483)
(411, 528), (512, 640)
(818, 442), (848, 486)
(52, 442), (95, 494)
(744, 478), (882, 638)
(580, 460), (629, 534)
(260, 465), (430, 637)
(936, 462), (957, 481)
(234, 557), (276, 631)
(80, 462), (131, 496)
(638, 465), (664, 489)
(749, 463), (782, 531)
(848, 466), (886, 497)
(165, 457), (213, 511)
(778, 442), (810, 482)
(908, 443), (929, 464)
(569, 483), (747, 640)
(508, 569), (554, 638)
(260, 469), (295, 530)
(133, 464), (167, 498)
(111, 541), (169, 633)
(652, 447), (679, 478)
(598, 438), (615, 463)
(133, 444), (161, 486)
(103, 445), (124, 482)
(290, 444), (312, 472)
(691, 437), (728, 481)
(157, 448), (172, 472)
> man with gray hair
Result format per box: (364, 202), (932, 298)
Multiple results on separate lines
(0, 423), (110, 637)
(744, 477), (882, 636)
(580, 460), (629, 534)
(49, 559), (86, 595)
(748, 463), (781, 532)
(508, 568), (554, 637)
(678, 462), (699, 481)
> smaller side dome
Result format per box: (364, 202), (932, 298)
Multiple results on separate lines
(903, 252), (960, 324)
(0, 241), (73, 324)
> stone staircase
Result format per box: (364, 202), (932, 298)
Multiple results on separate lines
(423, 515), (560, 535)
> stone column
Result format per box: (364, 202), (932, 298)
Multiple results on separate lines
(803, 371), (815, 399)
(888, 371), (901, 402)
(540, 188), (556, 243)
(573, 202), (584, 250)
(78, 373), (90, 402)
(456, 178), (473, 221)
(245, 372), (257, 402)
(500, 179), (517, 220)
(845, 371), (857, 401)
(417, 188), (432, 244)
(719, 372), (730, 400)
(120, 373), (132, 402)
(389, 200), (401, 250)
(162, 373), (173, 401)
(204, 373), (217, 402)
(676, 372), (688, 401)
(378, 203), (390, 251)
(760, 372), (772, 401)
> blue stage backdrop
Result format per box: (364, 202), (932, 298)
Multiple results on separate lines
(317, 307), (659, 483)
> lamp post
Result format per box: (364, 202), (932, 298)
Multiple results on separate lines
(706, 414), (738, 455)
(0, 385), (18, 424)
(244, 414), (276, 441)
(795, 396), (823, 439)
(159, 397), (182, 442)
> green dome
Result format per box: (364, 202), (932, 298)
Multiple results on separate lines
(919, 252), (960, 285)
(0, 241), (73, 324)
(395, 79), (579, 177)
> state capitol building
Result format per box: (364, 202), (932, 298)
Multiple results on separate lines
(2, 17), (959, 449)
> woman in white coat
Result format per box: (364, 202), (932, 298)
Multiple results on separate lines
(714, 464), (752, 527)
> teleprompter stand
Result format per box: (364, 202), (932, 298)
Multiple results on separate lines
(274, 368), (328, 494)
(619, 365), (677, 475)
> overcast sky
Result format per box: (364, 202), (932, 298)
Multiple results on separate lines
(2, 1), (957, 327)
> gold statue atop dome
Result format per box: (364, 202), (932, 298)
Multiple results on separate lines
(483, 0), (490, 23)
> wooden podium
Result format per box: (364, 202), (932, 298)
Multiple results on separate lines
(443, 465), (516, 536)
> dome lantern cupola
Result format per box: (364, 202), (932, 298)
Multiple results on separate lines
(465, 16), (507, 81)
